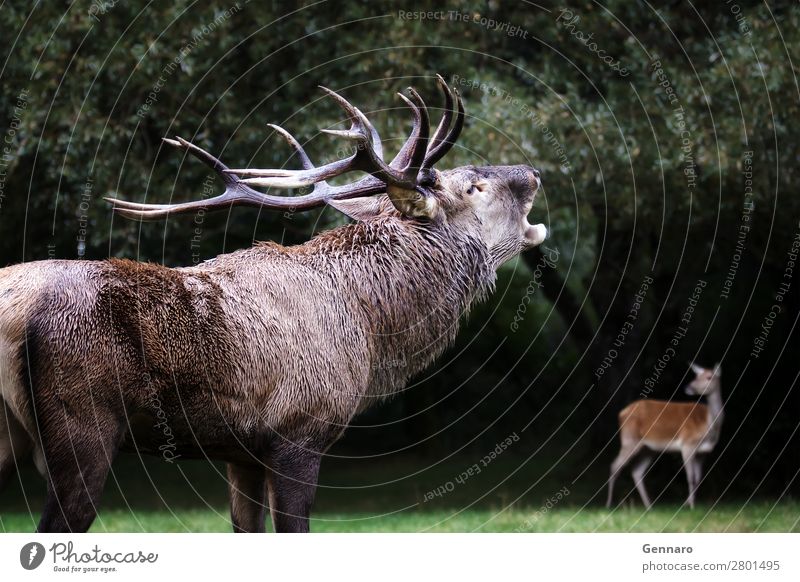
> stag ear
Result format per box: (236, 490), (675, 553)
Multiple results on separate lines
(386, 186), (440, 220)
(327, 196), (386, 221)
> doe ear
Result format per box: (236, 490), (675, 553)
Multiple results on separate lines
(327, 196), (387, 222)
(713, 362), (722, 377)
(690, 362), (704, 375)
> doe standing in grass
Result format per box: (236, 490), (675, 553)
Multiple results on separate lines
(606, 363), (724, 509)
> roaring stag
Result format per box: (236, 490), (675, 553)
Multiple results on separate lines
(0, 76), (547, 532)
(606, 363), (723, 509)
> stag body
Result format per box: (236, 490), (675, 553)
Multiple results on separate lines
(0, 78), (546, 532)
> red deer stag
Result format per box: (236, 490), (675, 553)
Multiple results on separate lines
(606, 363), (723, 509)
(0, 76), (547, 532)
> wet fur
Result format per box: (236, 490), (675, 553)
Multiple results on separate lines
(0, 211), (493, 531)
(0, 164), (540, 532)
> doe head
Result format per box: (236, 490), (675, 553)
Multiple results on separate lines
(685, 362), (722, 396)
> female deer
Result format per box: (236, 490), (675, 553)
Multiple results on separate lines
(606, 363), (723, 509)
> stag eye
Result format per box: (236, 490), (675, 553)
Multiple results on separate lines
(466, 181), (488, 196)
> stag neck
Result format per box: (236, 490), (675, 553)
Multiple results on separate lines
(199, 216), (494, 402)
(307, 217), (493, 398)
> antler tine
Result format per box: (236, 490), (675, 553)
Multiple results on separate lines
(236, 86), (415, 190)
(423, 86), (464, 170)
(109, 76), (465, 222)
(168, 136), (237, 186)
(420, 76), (463, 171)
(106, 137), (259, 221)
(110, 201), (212, 221)
(222, 124), (314, 178)
(228, 123), (392, 203)
(427, 74), (454, 153)
(317, 86), (383, 159)
(106, 136), (374, 221)
(396, 88), (430, 176)
(268, 124), (315, 170)
(228, 86), (384, 182)
(390, 76), (457, 173)
(322, 86), (426, 188)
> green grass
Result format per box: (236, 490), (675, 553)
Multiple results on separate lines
(1, 502), (797, 533)
(2, 449), (797, 533)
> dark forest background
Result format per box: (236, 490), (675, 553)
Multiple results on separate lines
(0, 0), (797, 514)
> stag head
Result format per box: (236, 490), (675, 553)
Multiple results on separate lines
(107, 75), (546, 265)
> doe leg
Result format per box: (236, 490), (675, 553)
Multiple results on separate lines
(690, 456), (704, 506)
(606, 443), (641, 508)
(680, 447), (697, 509)
(630, 454), (654, 509)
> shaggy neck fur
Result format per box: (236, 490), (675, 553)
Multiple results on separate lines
(233, 213), (495, 401)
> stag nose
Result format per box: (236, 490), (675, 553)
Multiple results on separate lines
(526, 167), (541, 191)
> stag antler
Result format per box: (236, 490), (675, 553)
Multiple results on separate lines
(107, 75), (464, 221)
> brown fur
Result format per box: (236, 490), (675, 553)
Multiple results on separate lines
(618, 400), (709, 446)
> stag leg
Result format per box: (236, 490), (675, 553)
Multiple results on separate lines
(227, 462), (268, 533)
(606, 443), (641, 508)
(36, 417), (121, 533)
(266, 441), (322, 533)
(630, 454), (653, 509)
(0, 411), (31, 493)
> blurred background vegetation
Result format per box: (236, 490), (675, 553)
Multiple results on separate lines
(0, 0), (798, 528)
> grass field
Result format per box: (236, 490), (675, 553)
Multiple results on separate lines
(1, 503), (797, 533)
(1, 450), (797, 533)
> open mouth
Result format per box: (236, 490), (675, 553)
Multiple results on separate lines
(524, 221), (548, 245)
(523, 183), (547, 245)
(517, 169), (546, 245)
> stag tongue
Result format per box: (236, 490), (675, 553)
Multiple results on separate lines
(524, 223), (548, 246)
